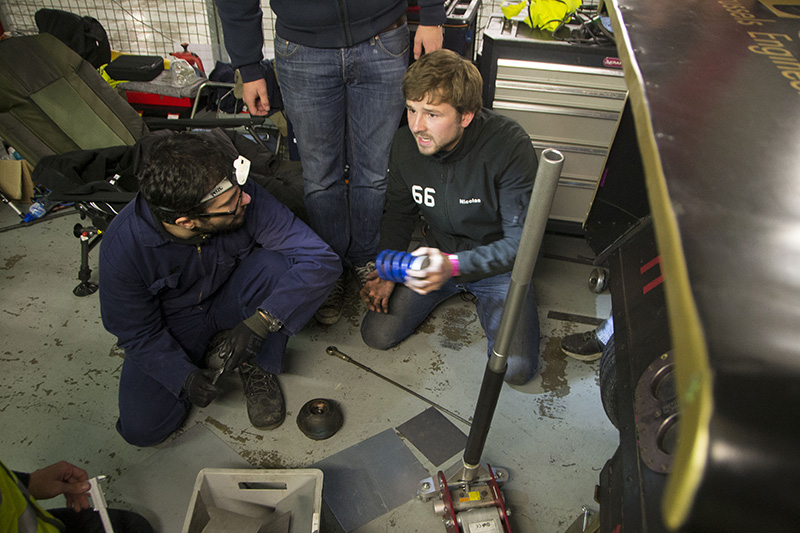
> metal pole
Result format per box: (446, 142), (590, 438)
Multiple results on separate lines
(327, 346), (471, 426)
(460, 149), (564, 481)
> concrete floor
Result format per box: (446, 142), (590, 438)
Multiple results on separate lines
(0, 202), (616, 532)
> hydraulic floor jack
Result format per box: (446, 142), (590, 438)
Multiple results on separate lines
(418, 149), (565, 533)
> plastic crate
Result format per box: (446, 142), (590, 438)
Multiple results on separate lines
(182, 468), (323, 533)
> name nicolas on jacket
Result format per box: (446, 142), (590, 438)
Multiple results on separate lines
(459, 198), (482, 205)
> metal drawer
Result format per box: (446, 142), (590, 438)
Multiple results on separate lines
(495, 102), (620, 147)
(550, 178), (598, 223)
(532, 141), (609, 181)
(497, 59), (627, 91)
(495, 79), (626, 113)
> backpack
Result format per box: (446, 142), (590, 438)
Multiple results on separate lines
(35, 8), (111, 69)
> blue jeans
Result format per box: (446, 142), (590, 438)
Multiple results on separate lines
(117, 249), (291, 447)
(274, 25), (409, 267)
(596, 314), (614, 345)
(361, 272), (540, 385)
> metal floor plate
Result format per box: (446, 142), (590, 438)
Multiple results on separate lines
(396, 407), (468, 467)
(313, 428), (429, 532)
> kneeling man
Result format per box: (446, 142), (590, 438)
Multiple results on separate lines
(360, 49), (540, 385)
(100, 133), (341, 446)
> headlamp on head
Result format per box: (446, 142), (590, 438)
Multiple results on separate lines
(154, 155), (252, 223)
(200, 155), (251, 203)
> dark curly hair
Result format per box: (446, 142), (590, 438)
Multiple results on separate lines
(403, 49), (483, 117)
(138, 133), (232, 223)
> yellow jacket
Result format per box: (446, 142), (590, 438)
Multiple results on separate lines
(0, 460), (63, 533)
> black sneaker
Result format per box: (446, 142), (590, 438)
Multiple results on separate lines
(315, 274), (345, 325)
(240, 361), (285, 430)
(560, 330), (602, 361)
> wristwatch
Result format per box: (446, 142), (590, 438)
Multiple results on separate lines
(262, 311), (283, 332)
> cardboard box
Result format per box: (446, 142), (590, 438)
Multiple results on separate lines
(0, 160), (35, 202)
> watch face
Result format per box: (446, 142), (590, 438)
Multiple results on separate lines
(267, 317), (283, 332)
(262, 312), (282, 332)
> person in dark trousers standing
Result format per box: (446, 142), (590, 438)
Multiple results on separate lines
(216, 0), (446, 324)
(0, 458), (153, 532)
(360, 49), (541, 385)
(99, 133), (341, 447)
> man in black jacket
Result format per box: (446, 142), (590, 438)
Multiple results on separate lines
(360, 49), (541, 385)
(216, 0), (445, 325)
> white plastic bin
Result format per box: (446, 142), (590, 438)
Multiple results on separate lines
(182, 468), (323, 533)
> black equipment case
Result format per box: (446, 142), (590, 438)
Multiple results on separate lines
(407, 0), (482, 60)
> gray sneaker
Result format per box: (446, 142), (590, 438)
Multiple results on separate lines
(353, 261), (376, 290)
(315, 274), (345, 325)
(560, 330), (602, 361)
(240, 361), (285, 430)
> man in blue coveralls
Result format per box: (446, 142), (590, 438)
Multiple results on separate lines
(99, 132), (341, 447)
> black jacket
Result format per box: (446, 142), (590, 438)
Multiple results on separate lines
(380, 109), (539, 282)
(216, 0), (446, 82)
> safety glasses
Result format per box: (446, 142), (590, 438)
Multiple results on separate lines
(191, 186), (244, 219)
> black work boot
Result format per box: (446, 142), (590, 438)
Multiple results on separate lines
(240, 361), (285, 430)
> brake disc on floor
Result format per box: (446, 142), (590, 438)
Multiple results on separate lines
(296, 398), (344, 440)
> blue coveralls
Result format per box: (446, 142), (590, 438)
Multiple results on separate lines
(99, 182), (341, 446)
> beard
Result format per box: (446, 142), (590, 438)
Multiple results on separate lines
(211, 218), (246, 235)
(414, 128), (464, 156)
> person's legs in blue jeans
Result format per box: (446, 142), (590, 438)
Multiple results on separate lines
(116, 249), (292, 445)
(361, 272), (540, 385)
(468, 273), (540, 385)
(274, 27), (408, 267)
(345, 26), (409, 266)
(361, 281), (460, 349)
(274, 40), (348, 261)
(595, 314), (614, 346)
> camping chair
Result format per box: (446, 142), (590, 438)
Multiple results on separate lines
(0, 33), (301, 296)
(0, 33), (145, 295)
(0, 33), (147, 165)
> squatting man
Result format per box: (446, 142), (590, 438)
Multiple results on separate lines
(360, 49), (541, 385)
(99, 132), (341, 447)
